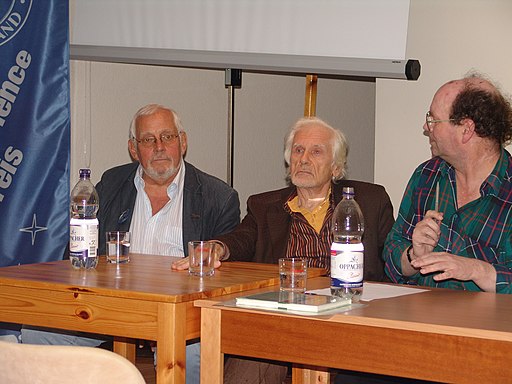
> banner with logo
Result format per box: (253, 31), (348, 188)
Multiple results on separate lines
(0, 1), (69, 266)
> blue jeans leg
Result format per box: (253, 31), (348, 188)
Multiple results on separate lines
(0, 323), (21, 343)
(20, 326), (105, 347)
(186, 342), (200, 384)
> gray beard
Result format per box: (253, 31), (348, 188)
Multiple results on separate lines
(291, 175), (316, 189)
(143, 163), (179, 183)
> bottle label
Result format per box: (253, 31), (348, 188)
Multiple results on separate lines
(70, 218), (99, 258)
(330, 243), (364, 288)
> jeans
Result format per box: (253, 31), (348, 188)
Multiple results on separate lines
(0, 323), (21, 343)
(21, 326), (105, 347)
(21, 326), (201, 383)
(0, 333), (20, 343)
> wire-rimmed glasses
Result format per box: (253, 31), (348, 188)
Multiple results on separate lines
(133, 133), (180, 148)
(425, 111), (456, 131)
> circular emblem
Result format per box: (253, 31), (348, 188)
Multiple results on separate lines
(0, 0), (33, 47)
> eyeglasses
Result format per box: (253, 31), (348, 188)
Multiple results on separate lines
(425, 111), (456, 130)
(133, 133), (180, 148)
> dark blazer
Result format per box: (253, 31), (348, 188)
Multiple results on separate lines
(95, 161), (240, 255)
(217, 180), (394, 282)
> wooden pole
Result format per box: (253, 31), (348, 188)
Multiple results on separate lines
(304, 74), (318, 117)
(300, 74), (330, 384)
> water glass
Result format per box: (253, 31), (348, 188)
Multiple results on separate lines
(279, 258), (307, 292)
(106, 231), (131, 263)
(188, 240), (216, 277)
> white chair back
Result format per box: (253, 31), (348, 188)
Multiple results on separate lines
(0, 340), (146, 384)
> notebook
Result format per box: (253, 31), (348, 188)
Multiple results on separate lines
(235, 291), (351, 313)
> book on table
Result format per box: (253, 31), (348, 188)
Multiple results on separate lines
(235, 291), (351, 313)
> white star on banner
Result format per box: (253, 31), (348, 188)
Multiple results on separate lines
(19, 213), (48, 246)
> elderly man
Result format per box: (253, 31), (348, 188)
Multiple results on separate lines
(174, 116), (395, 383)
(384, 73), (512, 293)
(22, 104), (240, 384)
(200, 116), (393, 276)
(95, 103), (240, 255)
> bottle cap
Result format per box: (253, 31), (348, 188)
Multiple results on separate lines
(342, 187), (354, 195)
(79, 168), (91, 178)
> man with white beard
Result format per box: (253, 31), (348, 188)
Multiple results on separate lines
(22, 104), (240, 384)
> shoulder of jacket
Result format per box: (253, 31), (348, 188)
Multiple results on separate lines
(334, 179), (386, 193)
(247, 186), (293, 204)
(184, 162), (236, 194)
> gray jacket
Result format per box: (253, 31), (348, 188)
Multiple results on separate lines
(95, 161), (240, 255)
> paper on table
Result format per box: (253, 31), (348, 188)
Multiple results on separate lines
(307, 282), (428, 302)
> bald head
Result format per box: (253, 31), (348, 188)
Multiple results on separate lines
(435, 76), (497, 108)
(434, 73), (512, 146)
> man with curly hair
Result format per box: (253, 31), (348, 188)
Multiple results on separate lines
(384, 72), (512, 294)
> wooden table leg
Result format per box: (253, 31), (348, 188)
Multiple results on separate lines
(200, 306), (223, 384)
(156, 302), (187, 384)
(113, 337), (136, 364)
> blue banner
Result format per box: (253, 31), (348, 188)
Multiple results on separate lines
(0, 1), (69, 266)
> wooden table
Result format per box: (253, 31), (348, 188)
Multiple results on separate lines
(197, 277), (512, 384)
(0, 255), (325, 384)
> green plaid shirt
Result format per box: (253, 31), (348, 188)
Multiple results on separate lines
(384, 149), (512, 294)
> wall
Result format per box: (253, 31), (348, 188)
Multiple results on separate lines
(376, 0), (512, 214)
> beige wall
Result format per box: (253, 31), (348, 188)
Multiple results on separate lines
(376, 0), (512, 215)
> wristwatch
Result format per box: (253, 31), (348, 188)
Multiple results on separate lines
(406, 245), (414, 264)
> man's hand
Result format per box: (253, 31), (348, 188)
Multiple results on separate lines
(171, 256), (222, 271)
(411, 252), (496, 292)
(171, 241), (225, 271)
(171, 256), (191, 271)
(411, 210), (443, 257)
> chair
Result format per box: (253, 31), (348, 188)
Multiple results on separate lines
(0, 340), (145, 384)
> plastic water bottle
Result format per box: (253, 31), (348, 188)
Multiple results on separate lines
(69, 168), (99, 269)
(330, 187), (365, 302)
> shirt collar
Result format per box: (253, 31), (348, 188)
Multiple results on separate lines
(284, 185), (334, 213)
(481, 148), (511, 196)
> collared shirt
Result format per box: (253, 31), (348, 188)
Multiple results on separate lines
(287, 191), (330, 234)
(285, 190), (333, 271)
(384, 149), (512, 293)
(129, 161), (185, 256)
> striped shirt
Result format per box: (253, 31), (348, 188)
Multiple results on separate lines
(129, 161), (185, 256)
(384, 149), (512, 293)
(285, 190), (334, 272)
